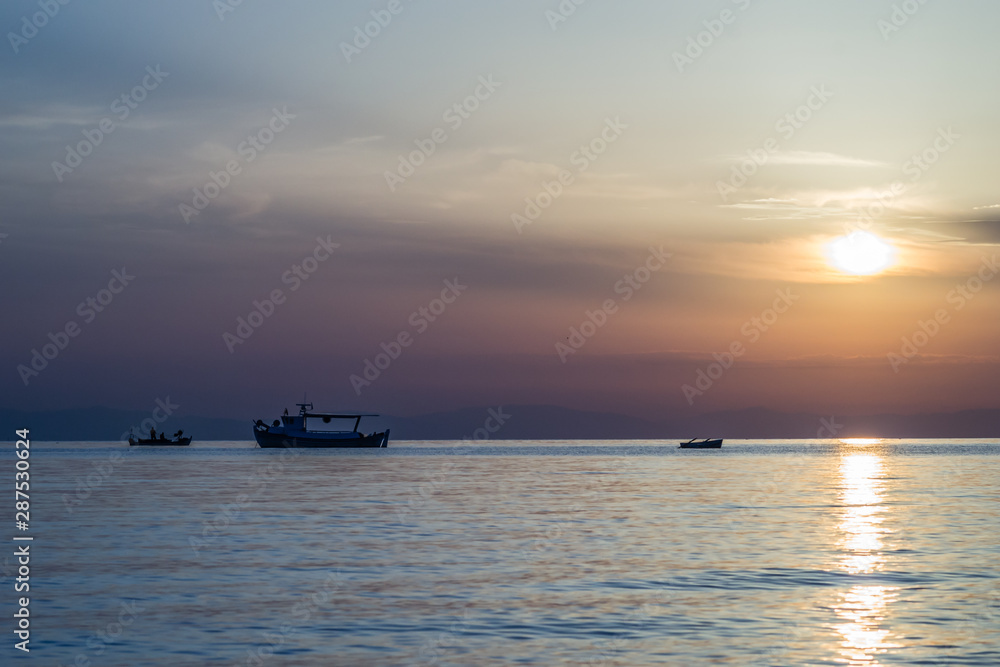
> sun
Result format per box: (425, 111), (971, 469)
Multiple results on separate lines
(826, 232), (896, 276)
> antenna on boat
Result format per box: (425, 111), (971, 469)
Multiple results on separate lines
(297, 392), (313, 414)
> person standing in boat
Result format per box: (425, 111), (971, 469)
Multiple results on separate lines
(150, 427), (156, 439)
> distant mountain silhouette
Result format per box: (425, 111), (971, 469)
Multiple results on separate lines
(1, 404), (997, 441)
(0, 406), (248, 442)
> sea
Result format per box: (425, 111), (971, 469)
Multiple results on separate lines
(5, 439), (999, 666)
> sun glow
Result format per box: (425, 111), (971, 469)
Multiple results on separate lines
(840, 438), (883, 446)
(826, 232), (896, 276)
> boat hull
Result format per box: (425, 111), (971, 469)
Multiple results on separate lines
(129, 437), (192, 447)
(679, 439), (723, 449)
(254, 429), (389, 448)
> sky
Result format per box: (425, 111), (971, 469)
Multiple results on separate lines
(1, 0), (999, 422)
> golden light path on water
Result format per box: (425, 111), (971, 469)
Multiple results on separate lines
(832, 445), (901, 665)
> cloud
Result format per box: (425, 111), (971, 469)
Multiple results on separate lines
(720, 197), (848, 221)
(0, 105), (101, 129)
(918, 218), (1000, 245)
(766, 151), (887, 168)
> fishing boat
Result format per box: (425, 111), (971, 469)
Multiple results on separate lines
(679, 438), (723, 449)
(252, 402), (389, 448)
(128, 431), (192, 446)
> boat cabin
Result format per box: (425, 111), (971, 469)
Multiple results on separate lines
(281, 402), (379, 434)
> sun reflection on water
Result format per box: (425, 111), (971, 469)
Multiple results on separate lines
(840, 438), (883, 446)
(833, 453), (900, 664)
(833, 585), (899, 665)
(839, 454), (887, 575)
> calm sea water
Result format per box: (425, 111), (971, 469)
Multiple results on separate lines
(5, 439), (999, 666)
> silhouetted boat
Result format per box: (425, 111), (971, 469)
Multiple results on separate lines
(253, 402), (389, 448)
(128, 435), (192, 446)
(679, 438), (723, 449)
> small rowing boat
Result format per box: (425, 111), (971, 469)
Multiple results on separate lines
(679, 438), (723, 449)
(128, 434), (192, 446)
